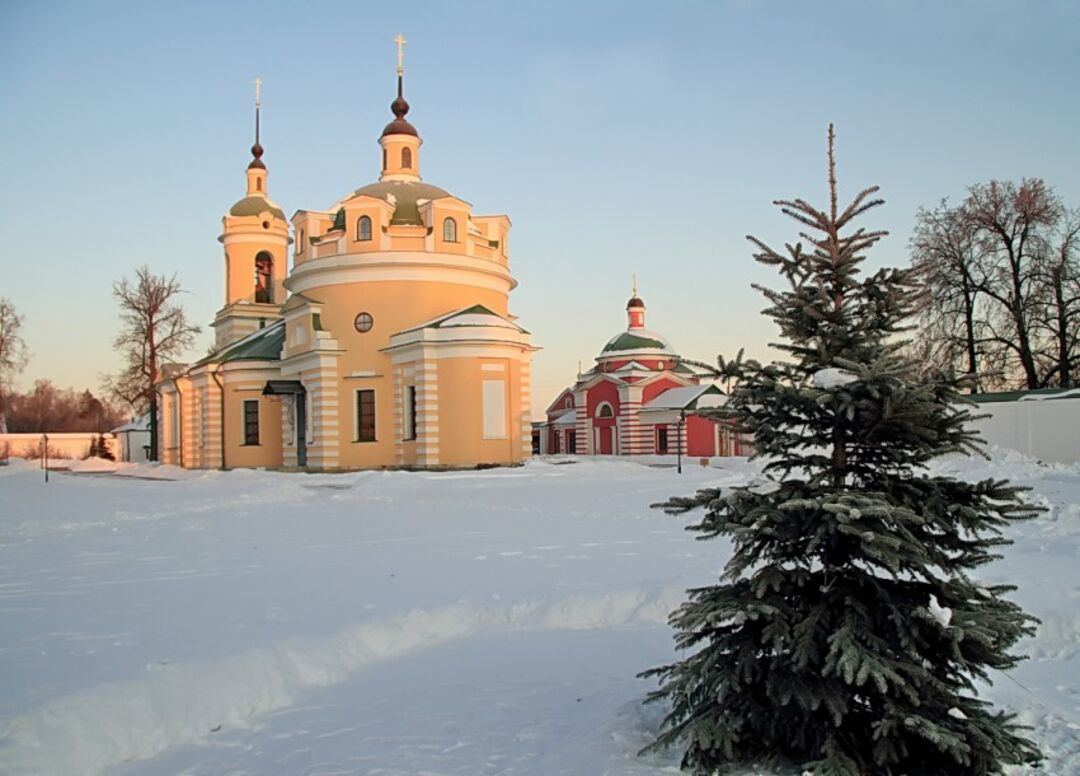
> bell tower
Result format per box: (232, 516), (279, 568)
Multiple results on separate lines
(212, 78), (291, 349)
(379, 34), (422, 183)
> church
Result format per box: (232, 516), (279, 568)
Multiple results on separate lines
(535, 290), (750, 459)
(158, 39), (535, 471)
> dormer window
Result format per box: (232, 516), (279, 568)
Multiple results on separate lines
(442, 217), (457, 243)
(357, 215), (372, 241)
(401, 147), (412, 169)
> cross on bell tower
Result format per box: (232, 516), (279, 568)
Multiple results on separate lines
(379, 33), (422, 182)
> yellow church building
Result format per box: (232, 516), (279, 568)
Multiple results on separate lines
(158, 39), (536, 471)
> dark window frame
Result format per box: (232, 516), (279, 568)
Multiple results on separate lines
(657, 426), (669, 454)
(405, 385), (417, 440)
(442, 217), (457, 243)
(356, 389), (376, 442)
(356, 215), (372, 242)
(243, 399), (260, 446)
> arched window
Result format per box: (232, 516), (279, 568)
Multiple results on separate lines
(442, 217), (457, 243)
(595, 402), (614, 418)
(356, 215), (372, 241)
(254, 251), (273, 303)
(382, 149), (387, 170)
(256, 177), (262, 192)
(401, 147), (412, 169)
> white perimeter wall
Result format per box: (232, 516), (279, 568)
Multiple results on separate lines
(0, 432), (119, 460)
(970, 399), (1080, 465)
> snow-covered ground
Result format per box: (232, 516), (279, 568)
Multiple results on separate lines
(0, 450), (1077, 775)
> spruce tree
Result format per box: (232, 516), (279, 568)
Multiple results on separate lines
(641, 126), (1041, 775)
(97, 433), (115, 461)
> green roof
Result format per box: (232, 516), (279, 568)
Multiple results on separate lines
(229, 196), (286, 221)
(968, 387), (1080, 403)
(601, 332), (669, 353)
(196, 320), (284, 366)
(349, 180), (453, 226)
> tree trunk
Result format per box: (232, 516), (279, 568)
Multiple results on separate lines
(963, 288), (979, 392)
(148, 393), (159, 462)
(1055, 272), (1072, 387)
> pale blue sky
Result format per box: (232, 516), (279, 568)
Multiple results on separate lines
(1, 0), (1078, 414)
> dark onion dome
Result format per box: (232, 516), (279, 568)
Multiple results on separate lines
(347, 180), (454, 225)
(626, 296), (645, 308)
(600, 329), (677, 356)
(229, 195), (286, 221)
(382, 95), (418, 137)
(248, 141), (266, 170)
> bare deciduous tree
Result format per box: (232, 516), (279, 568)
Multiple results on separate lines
(965, 179), (1062, 389)
(105, 266), (200, 460)
(3, 381), (125, 433)
(910, 201), (989, 390)
(1033, 208), (1080, 387)
(0, 298), (29, 432)
(910, 179), (1078, 391)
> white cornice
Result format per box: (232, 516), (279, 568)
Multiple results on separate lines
(284, 251), (517, 295)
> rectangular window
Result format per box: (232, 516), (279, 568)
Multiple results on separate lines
(657, 427), (669, 454)
(355, 389), (376, 442)
(404, 385), (417, 440)
(199, 391), (208, 448)
(169, 397), (179, 447)
(482, 379), (506, 439)
(243, 399), (260, 446)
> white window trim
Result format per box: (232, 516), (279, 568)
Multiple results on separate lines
(594, 401), (615, 419)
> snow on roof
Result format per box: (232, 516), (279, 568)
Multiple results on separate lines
(552, 409), (578, 426)
(400, 304), (526, 335)
(642, 384), (725, 411)
(599, 328), (677, 356)
(110, 414), (150, 433)
(439, 313), (520, 329)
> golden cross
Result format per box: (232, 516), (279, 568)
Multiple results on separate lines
(254, 77), (262, 108)
(394, 34), (406, 76)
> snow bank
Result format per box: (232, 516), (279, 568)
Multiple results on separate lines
(0, 587), (681, 776)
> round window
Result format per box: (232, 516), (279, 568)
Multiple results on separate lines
(262, 221), (270, 230)
(354, 312), (374, 333)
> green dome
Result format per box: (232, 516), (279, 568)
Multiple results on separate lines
(229, 196), (286, 221)
(601, 329), (676, 356)
(349, 180), (454, 226)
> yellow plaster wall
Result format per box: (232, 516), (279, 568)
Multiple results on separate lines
(336, 379), (397, 469)
(221, 389), (283, 469)
(436, 356), (524, 467)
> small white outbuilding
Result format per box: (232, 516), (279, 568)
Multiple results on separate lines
(111, 415), (151, 462)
